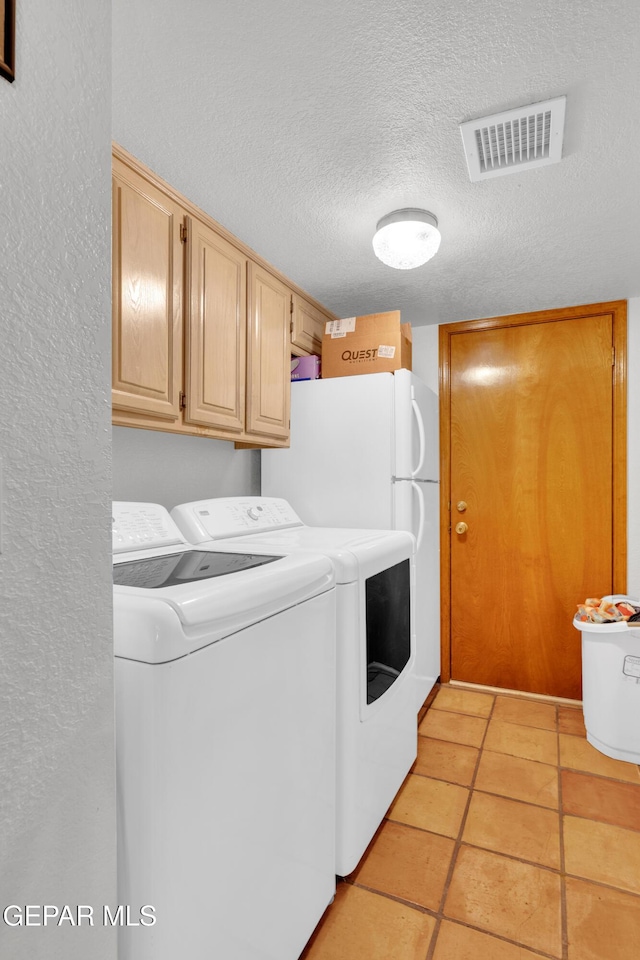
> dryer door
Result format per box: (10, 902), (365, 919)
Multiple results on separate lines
(364, 558), (412, 706)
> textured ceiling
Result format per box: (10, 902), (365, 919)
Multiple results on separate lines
(112, 0), (640, 327)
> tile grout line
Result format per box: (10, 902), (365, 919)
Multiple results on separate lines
(558, 763), (640, 788)
(557, 703), (570, 960)
(380, 698), (637, 960)
(428, 917), (563, 960)
(563, 871), (640, 901)
(380, 812), (587, 880)
(422, 694), (497, 960)
(305, 689), (640, 959)
(426, 722), (640, 789)
(410, 763), (559, 812)
(340, 880), (562, 960)
(430, 703), (558, 733)
(346, 691), (639, 959)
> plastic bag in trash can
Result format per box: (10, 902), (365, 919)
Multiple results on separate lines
(576, 597), (640, 624)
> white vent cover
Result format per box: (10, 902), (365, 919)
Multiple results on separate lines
(460, 96), (566, 181)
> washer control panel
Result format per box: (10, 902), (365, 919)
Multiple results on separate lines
(113, 502), (185, 554)
(171, 497), (302, 542)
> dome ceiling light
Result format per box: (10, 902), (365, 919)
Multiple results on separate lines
(372, 209), (441, 270)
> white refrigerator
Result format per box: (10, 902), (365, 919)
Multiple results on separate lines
(262, 368), (440, 710)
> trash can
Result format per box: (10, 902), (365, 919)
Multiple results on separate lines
(573, 595), (640, 764)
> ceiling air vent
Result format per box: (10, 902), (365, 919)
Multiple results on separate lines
(460, 96), (566, 182)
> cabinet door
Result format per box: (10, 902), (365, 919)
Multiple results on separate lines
(185, 218), (247, 433)
(246, 263), (291, 440)
(112, 158), (183, 420)
(291, 294), (330, 355)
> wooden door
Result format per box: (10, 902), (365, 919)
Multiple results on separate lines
(185, 217), (247, 433)
(440, 302), (627, 700)
(112, 157), (184, 421)
(246, 263), (291, 441)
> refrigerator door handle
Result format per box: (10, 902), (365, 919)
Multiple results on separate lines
(411, 392), (426, 479)
(411, 479), (425, 550)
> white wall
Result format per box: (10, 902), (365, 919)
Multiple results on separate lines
(412, 300), (640, 596)
(0, 4), (116, 959)
(411, 325), (440, 394)
(113, 427), (260, 508)
(111, 3), (262, 506)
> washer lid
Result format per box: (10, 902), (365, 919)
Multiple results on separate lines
(113, 549), (280, 589)
(113, 549), (334, 663)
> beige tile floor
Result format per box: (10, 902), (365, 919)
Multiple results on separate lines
(300, 684), (640, 960)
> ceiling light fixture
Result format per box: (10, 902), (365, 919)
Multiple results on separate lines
(372, 209), (441, 270)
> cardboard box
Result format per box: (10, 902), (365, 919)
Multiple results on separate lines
(321, 311), (412, 378)
(291, 355), (321, 381)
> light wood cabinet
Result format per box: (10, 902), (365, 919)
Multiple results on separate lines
(185, 216), (247, 434)
(291, 293), (331, 356)
(247, 264), (291, 440)
(112, 157), (183, 422)
(112, 144), (337, 446)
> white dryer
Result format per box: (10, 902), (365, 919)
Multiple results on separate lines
(112, 502), (337, 960)
(171, 496), (417, 876)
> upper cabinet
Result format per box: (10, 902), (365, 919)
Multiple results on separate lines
(111, 144), (337, 447)
(291, 293), (332, 356)
(247, 263), (291, 441)
(112, 157), (183, 422)
(185, 216), (247, 434)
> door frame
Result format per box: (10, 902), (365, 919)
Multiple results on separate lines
(438, 300), (628, 685)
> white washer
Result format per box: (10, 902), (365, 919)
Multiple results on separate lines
(171, 496), (417, 875)
(112, 502), (337, 960)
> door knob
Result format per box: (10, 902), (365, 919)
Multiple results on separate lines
(456, 501), (467, 513)
(455, 521), (468, 535)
